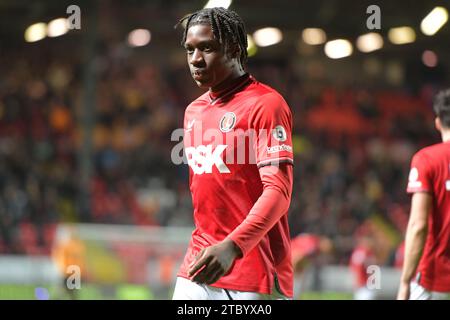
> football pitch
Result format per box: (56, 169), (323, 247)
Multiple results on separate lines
(0, 284), (353, 300)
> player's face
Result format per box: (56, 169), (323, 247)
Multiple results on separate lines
(184, 24), (236, 91)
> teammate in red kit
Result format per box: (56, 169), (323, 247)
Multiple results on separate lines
(349, 225), (378, 300)
(290, 233), (333, 299)
(172, 7), (294, 300)
(397, 89), (450, 300)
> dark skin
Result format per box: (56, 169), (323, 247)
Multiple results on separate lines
(184, 24), (246, 93)
(184, 23), (244, 284)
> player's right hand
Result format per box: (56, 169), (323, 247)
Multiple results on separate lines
(188, 239), (241, 285)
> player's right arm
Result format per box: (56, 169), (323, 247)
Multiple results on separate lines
(397, 192), (431, 300)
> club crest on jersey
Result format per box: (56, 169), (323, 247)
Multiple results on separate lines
(272, 125), (287, 142)
(219, 112), (236, 133)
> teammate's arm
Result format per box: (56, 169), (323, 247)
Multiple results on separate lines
(188, 163), (293, 284)
(397, 192), (431, 300)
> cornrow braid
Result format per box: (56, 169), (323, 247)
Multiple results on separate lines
(175, 7), (248, 67)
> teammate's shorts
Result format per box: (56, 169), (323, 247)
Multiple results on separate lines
(172, 276), (290, 300)
(410, 281), (450, 300)
(353, 287), (377, 300)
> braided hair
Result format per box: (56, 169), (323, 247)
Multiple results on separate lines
(176, 7), (248, 68)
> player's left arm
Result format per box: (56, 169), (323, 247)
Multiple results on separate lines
(224, 93), (294, 257)
(397, 192), (431, 300)
(226, 163), (293, 255)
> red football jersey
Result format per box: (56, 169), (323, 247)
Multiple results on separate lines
(177, 74), (294, 296)
(406, 141), (450, 292)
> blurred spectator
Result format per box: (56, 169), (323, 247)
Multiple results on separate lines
(394, 241), (405, 270)
(51, 226), (86, 300)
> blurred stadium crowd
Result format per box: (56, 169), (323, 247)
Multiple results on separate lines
(0, 41), (440, 270)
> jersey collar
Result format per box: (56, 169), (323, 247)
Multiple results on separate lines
(208, 73), (252, 105)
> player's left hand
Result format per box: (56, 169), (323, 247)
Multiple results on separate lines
(188, 239), (242, 285)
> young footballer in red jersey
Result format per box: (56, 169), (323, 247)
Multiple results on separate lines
(397, 89), (450, 300)
(172, 7), (294, 300)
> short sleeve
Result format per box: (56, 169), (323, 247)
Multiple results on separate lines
(406, 152), (432, 193)
(249, 93), (294, 168)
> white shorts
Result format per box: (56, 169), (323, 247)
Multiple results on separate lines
(172, 277), (290, 300)
(353, 287), (377, 300)
(410, 281), (450, 300)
